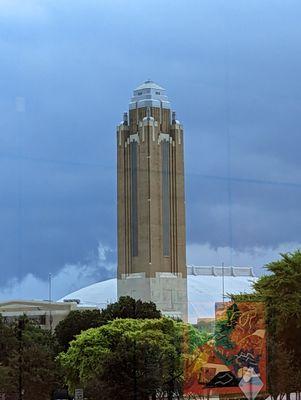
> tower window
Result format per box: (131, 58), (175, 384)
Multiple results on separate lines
(156, 91), (161, 95)
(162, 141), (170, 256)
(131, 142), (138, 257)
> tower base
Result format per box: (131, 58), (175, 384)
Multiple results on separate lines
(117, 272), (188, 322)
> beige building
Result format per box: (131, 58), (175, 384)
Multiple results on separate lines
(0, 299), (93, 330)
(117, 80), (187, 320)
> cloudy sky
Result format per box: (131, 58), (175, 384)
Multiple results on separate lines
(1, 0), (301, 300)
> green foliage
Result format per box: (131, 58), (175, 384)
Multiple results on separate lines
(0, 315), (18, 391)
(58, 317), (200, 400)
(55, 309), (104, 350)
(20, 320), (61, 397)
(55, 297), (162, 351)
(179, 322), (211, 354)
(255, 251), (301, 327)
(0, 316), (61, 398)
(0, 300), (206, 399)
(267, 341), (301, 397)
(100, 295), (162, 321)
(229, 292), (263, 302)
(251, 250), (301, 394)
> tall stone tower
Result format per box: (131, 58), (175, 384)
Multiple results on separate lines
(117, 80), (187, 321)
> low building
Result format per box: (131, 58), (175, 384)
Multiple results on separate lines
(0, 299), (93, 330)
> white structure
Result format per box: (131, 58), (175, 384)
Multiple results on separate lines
(0, 299), (93, 330)
(129, 80), (171, 110)
(60, 266), (256, 324)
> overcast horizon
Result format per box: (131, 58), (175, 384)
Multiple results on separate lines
(1, 0), (301, 300)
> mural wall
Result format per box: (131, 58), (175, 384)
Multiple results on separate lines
(184, 301), (267, 399)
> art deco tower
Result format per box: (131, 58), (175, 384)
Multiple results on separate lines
(117, 80), (187, 320)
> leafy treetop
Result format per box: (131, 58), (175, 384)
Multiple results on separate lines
(55, 296), (162, 350)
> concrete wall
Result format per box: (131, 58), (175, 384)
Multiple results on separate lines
(118, 274), (188, 321)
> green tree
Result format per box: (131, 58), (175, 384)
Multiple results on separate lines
(17, 319), (61, 398)
(254, 251), (301, 396)
(55, 297), (161, 351)
(100, 296), (161, 321)
(0, 315), (18, 391)
(58, 317), (204, 400)
(0, 316), (62, 399)
(55, 309), (103, 350)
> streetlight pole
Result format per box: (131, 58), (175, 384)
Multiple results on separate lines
(49, 273), (53, 332)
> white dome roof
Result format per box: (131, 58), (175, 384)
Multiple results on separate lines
(59, 266), (257, 324)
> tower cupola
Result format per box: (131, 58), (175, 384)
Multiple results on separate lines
(129, 79), (171, 110)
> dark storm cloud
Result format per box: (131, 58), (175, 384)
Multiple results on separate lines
(1, 0), (301, 288)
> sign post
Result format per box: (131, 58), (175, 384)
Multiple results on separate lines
(74, 389), (84, 400)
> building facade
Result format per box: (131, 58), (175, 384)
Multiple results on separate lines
(117, 80), (188, 320)
(0, 300), (93, 330)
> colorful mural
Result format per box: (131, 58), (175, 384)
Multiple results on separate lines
(184, 301), (267, 399)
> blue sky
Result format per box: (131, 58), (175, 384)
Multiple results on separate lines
(1, 0), (301, 299)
